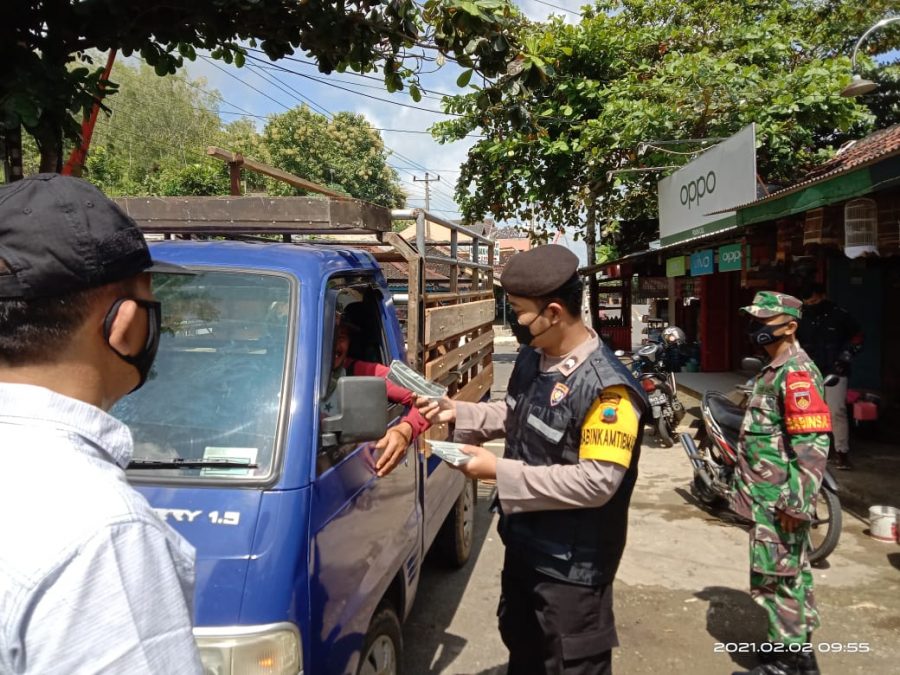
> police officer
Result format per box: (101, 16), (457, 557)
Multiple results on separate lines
(732, 292), (830, 675)
(419, 245), (647, 675)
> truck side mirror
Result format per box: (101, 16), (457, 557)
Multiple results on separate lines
(741, 357), (764, 374)
(321, 376), (389, 447)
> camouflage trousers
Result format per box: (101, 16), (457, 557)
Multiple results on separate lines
(749, 513), (820, 644)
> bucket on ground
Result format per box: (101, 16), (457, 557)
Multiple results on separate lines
(868, 505), (899, 543)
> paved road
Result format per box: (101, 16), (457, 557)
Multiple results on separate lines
(403, 341), (900, 674)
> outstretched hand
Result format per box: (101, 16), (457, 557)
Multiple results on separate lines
(453, 445), (497, 480)
(374, 423), (412, 477)
(415, 395), (456, 425)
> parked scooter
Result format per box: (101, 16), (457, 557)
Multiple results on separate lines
(679, 357), (842, 564)
(617, 326), (687, 447)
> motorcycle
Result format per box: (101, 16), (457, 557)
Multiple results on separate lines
(679, 357), (842, 564)
(617, 332), (686, 447)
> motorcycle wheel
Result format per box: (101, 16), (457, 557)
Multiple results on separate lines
(657, 416), (674, 447)
(692, 474), (721, 506)
(808, 487), (842, 565)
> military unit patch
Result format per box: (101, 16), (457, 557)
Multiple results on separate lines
(549, 382), (570, 407)
(784, 371), (831, 435)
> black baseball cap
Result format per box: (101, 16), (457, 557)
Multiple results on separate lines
(0, 174), (191, 299)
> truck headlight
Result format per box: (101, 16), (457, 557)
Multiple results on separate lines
(194, 623), (302, 675)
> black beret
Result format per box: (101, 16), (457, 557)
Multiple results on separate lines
(500, 244), (580, 297)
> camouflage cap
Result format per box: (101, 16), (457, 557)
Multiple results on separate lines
(740, 291), (802, 319)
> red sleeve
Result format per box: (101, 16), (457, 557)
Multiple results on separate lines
(347, 360), (431, 439)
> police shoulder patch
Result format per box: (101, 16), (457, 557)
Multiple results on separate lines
(579, 386), (638, 467)
(550, 382), (570, 407)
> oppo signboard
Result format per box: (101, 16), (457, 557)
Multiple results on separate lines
(657, 124), (757, 246)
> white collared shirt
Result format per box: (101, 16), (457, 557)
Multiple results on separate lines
(0, 383), (202, 674)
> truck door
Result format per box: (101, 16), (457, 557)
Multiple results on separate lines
(309, 281), (420, 674)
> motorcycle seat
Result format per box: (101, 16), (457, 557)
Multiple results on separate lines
(705, 392), (745, 435)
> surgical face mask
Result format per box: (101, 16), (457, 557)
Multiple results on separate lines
(511, 303), (553, 347)
(747, 319), (793, 347)
(103, 298), (162, 392)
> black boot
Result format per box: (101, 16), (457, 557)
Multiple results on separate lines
(733, 653), (800, 675)
(797, 636), (820, 675)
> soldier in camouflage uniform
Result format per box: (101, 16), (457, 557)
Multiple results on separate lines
(731, 292), (831, 675)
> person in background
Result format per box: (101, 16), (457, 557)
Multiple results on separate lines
(732, 292), (830, 675)
(0, 175), (202, 673)
(419, 245), (647, 675)
(797, 283), (863, 470)
(327, 306), (429, 477)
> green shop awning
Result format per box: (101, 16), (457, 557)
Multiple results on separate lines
(736, 155), (900, 227)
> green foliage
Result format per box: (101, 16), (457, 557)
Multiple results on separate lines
(79, 60), (222, 194)
(219, 118), (271, 193)
(436, 0), (900, 252)
(2, 0), (529, 169)
(263, 107), (406, 207)
(153, 162), (231, 196)
(596, 244), (619, 264)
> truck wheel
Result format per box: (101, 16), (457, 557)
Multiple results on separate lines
(436, 478), (476, 568)
(358, 606), (403, 675)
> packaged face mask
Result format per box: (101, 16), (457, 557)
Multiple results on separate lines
(387, 359), (447, 399)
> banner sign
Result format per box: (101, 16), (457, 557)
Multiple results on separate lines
(666, 256), (687, 278)
(690, 249), (714, 276)
(718, 243), (743, 272)
(658, 124), (757, 246)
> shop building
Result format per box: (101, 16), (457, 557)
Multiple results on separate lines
(582, 123), (900, 413)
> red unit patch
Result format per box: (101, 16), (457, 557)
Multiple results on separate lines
(784, 371), (831, 434)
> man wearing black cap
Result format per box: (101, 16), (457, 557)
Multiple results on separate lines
(419, 245), (648, 675)
(0, 175), (202, 673)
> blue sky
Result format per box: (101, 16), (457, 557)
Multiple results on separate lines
(181, 6), (899, 223)
(181, 0), (584, 220)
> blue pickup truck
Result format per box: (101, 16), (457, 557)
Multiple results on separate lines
(111, 198), (496, 675)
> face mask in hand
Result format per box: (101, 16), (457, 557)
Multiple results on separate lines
(103, 298), (162, 393)
(747, 319), (793, 347)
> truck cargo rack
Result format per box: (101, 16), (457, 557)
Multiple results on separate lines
(117, 196), (495, 428)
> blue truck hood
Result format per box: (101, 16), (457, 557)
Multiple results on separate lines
(137, 484), (263, 625)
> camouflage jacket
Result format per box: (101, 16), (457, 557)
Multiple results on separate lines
(730, 342), (831, 523)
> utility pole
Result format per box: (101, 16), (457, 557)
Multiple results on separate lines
(413, 172), (440, 212)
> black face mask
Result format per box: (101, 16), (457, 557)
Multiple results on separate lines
(103, 298), (162, 392)
(511, 303), (553, 347)
(747, 319), (793, 347)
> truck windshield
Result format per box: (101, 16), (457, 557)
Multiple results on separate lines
(114, 270), (292, 481)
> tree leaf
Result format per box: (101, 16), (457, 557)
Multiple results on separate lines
(457, 69), (474, 87)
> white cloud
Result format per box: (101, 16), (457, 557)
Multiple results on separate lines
(180, 0), (586, 219)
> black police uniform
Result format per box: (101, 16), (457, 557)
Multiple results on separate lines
(496, 245), (647, 675)
(498, 344), (646, 675)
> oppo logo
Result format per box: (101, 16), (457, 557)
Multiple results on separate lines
(680, 171), (717, 210)
(720, 250), (741, 263)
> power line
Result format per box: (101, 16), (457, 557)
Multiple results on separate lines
(191, 54), (464, 208)
(244, 61), (335, 118)
(245, 54), (464, 117)
(529, 0), (582, 17)
(200, 56), (294, 112)
(243, 47), (461, 98)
